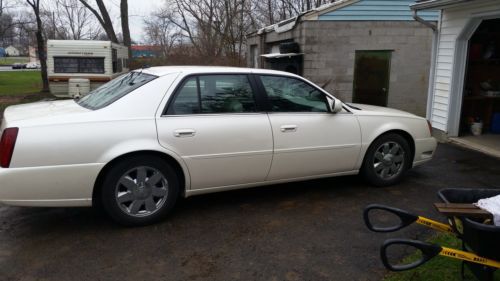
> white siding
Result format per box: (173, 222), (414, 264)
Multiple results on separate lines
(430, 0), (500, 131)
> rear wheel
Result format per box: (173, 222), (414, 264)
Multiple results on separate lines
(361, 133), (411, 187)
(100, 155), (179, 226)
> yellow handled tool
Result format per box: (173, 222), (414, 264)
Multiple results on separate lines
(363, 204), (455, 234)
(381, 239), (500, 271)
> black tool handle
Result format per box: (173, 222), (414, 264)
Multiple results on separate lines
(380, 239), (442, 271)
(363, 204), (419, 233)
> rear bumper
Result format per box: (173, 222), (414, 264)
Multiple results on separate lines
(0, 163), (104, 207)
(413, 137), (437, 167)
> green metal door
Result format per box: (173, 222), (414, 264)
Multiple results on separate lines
(352, 50), (392, 107)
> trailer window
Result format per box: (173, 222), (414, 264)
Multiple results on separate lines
(54, 57), (105, 73)
(77, 71), (157, 110)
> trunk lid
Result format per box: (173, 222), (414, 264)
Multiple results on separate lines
(2, 99), (90, 123)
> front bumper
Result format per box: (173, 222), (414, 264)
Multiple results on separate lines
(0, 163), (104, 207)
(413, 137), (438, 167)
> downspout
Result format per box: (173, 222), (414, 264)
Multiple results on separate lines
(412, 10), (437, 31)
(259, 32), (266, 69)
(413, 9), (438, 121)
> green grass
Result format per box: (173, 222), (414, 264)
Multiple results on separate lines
(0, 57), (29, 65)
(0, 71), (42, 96)
(0, 71), (52, 118)
(384, 233), (499, 281)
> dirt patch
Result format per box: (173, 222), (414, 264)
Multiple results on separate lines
(0, 92), (54, 121)
(0, 96), (22, 103)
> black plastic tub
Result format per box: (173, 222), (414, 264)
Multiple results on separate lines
(438, 188), (500, 281)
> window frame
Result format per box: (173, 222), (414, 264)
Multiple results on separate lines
(163, 73), (266, 116)
(53, 56), (106, 74)
(255, 74), (333, 114)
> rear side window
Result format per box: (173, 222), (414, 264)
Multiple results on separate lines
(77, 71), (157, 110)
(167, 75), (257, 114)
(259, 75), (328, 112)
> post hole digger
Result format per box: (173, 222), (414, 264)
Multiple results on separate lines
(363, 190), (500, 281)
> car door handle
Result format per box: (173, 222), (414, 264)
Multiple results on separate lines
(174, 129), (196, 137)
(280, 125), (297, 132)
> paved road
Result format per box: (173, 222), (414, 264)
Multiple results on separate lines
(0, 66), (39, 72)
(0, 143), (499, 281)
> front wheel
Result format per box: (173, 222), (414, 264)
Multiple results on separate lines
(100, 155), (179, 226)
(361, 134), (411, 187)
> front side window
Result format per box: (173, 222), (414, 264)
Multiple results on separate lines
(54, 57), (105, 74)
(167, 75), (257, 114)
(77, 71), (157, 110)
(260, 75), (328, 112)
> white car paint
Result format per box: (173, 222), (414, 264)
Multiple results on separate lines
(0, 66), (437, 207)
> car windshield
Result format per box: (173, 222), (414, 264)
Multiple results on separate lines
(77, 71), (157, 110)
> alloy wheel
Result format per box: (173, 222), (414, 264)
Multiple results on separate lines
(115, 166), (169, 217)
(373, 141), (405, 180)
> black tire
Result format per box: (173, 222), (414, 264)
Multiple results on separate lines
(361, 133), (412, 187)
(100, 155), (179, 226)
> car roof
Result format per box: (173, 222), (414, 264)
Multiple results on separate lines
(137, 66), (301, 79)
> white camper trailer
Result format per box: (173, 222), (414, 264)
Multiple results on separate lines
(47, 40), (129, 97)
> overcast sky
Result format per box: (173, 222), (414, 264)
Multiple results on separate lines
(106, 0), (163, 43)
(8, 0), (163, 43)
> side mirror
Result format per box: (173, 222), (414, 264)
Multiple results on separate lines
(327, 97), (343, 113)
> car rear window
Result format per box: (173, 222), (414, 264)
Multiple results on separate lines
(77, 71), (157, 110)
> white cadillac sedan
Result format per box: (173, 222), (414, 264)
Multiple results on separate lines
(0, 66), (436, 225)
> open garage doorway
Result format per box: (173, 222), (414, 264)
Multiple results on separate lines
(454, 18), (500, 157)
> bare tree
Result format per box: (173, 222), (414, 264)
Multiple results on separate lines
(0, 0), (14, 16)
(143, 10), (180, 57)
(40, 0), (101, 40)
(142, 0), (337, 66)
(162, 0), (254, 63)
(25, 0), (49, 92)
(249, 0), (335, 26)
(0, 0), (21, 39)
(78, 0), (118, 42)
(54, 0), (101, 39)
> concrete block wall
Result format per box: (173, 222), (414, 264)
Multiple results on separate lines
(247, 21), (435, 117)
(300, 21), (434, 116)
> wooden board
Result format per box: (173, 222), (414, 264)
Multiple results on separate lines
(434, 203), (493, 219)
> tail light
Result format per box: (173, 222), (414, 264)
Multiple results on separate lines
(0, 127), (19, 168)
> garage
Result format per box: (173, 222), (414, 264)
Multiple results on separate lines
(460, 18), (500, 139)
(412, 0), (500, 157)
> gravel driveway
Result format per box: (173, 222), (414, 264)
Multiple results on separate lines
(1, 143), (499, 281)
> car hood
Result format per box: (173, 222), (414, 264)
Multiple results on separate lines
(347, 103), (418, 118)
(3, 99), (91, 123)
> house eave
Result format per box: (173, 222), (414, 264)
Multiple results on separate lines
(411, 0), (475, 10)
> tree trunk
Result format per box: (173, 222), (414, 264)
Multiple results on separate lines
(26, 0), (49, 92)
(120, 0), (132, 58)
(95, 0), (118, 42)
(35, 18), (49, 92)
(79, 0), (118, 43)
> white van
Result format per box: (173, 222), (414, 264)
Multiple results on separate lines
(47, 40), (129, 97)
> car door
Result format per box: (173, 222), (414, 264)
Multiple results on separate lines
(156, 74), (273, 190)
(257, 75), (362, 181)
